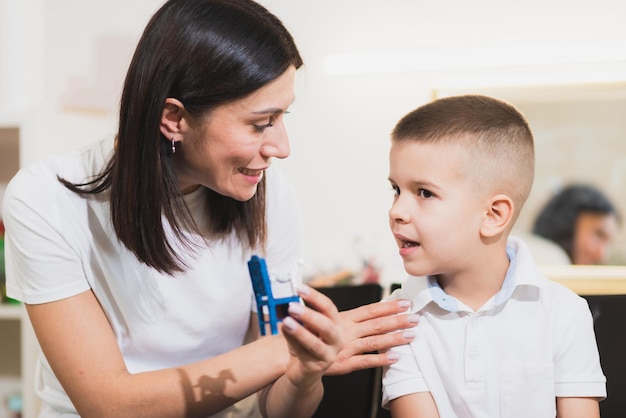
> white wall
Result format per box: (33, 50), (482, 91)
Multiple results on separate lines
(3, 0), (626, 284)
(265, 0), (626, 279)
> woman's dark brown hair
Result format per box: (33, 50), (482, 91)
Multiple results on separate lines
(59, 0), (303, 274)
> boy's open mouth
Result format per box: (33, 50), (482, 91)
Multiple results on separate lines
(402, 240), (419, 248)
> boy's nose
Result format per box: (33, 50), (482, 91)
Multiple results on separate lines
(389, 199), (410, 224)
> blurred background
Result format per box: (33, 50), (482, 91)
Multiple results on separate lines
(1, 2), (626, 417)
(1, 0), (625, 287)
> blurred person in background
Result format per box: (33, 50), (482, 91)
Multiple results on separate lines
(533, 183), (621, 265)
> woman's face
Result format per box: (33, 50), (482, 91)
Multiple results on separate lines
(572, 211), (620, 264)
(175, 66), (296, 200)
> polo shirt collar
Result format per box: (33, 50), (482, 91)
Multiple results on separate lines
(403, 236), (545, 313)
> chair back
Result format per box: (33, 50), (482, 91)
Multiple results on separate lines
(313, 284), (384, 418)
(582, 294), (626, 418)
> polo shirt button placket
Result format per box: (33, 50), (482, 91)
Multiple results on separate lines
(465, 315), (484, 384)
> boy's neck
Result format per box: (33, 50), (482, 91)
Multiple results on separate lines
(436, 251), (512, 312)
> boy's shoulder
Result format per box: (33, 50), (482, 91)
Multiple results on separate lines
(536, 274), (589, 310)
(386, 275), (431, 313)
(511, 236), (586, 298)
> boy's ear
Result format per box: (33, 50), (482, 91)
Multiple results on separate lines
(480, 194), (514, 238)
(159, 98), (186, 140)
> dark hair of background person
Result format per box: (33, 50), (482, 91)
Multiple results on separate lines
(533, 184), (620, 263)
(58, 0), (304, 274)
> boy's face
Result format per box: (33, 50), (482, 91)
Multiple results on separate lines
(388, 140), (488, 277)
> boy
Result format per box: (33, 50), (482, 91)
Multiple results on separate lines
(382, 95), (606, 417)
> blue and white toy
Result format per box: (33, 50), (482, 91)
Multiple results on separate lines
(247, 255), (302, 335)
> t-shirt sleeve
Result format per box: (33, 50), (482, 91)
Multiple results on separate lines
(553, 292), (607, 398)
(3, 164), (91, 304)
(382, 340), (430, 408)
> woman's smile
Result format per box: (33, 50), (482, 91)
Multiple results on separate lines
(238, 167), (266, 185)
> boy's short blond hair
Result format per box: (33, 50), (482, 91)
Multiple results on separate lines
(392, 94), (535, 221)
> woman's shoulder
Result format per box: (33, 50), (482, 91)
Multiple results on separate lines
(13, 137), (111, 181)
(3, 138), (113, 212)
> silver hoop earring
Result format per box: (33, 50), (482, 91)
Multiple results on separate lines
(171, 137), (176, 154)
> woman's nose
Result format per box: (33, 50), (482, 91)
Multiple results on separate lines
(595, 242), (613, 264)
(261, 123), (290, 159)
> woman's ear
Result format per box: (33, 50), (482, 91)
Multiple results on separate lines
(481, 194), (514, 238)
(159, 98), (186, 140)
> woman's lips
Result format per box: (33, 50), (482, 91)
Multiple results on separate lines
(239, 168), (265, 184)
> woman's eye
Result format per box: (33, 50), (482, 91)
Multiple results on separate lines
(418, 188), (433, 198)
(253, 121), (273, 133)
(390, 185), (400, 197)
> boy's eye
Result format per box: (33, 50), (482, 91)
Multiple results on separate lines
(418, 188), (433, 198)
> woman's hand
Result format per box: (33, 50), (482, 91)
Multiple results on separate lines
(280, 285), (344, 384)
(327, 298), (419, 375)
(261, 285), (344, 418)
(260, 287), (419, 417)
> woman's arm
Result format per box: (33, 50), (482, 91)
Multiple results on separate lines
(27, 290), (292, 418)
(262, 285), (342, 418)
(556, 397), (600, 418)
(28, 286), (417, 418)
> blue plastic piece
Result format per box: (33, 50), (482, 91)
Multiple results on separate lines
(247, 255), (301, 335)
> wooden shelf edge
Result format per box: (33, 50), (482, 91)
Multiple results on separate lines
(540, 265), (626, 295)
(0, 303), (24, 319)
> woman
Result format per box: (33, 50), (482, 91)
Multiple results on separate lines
(533, 184), (621, 265)
(2, 1), (417, 417)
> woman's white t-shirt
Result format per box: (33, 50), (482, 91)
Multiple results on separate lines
(3, 138), (303, 417)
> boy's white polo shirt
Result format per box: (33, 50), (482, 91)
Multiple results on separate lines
(382, 237), (606, 418)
